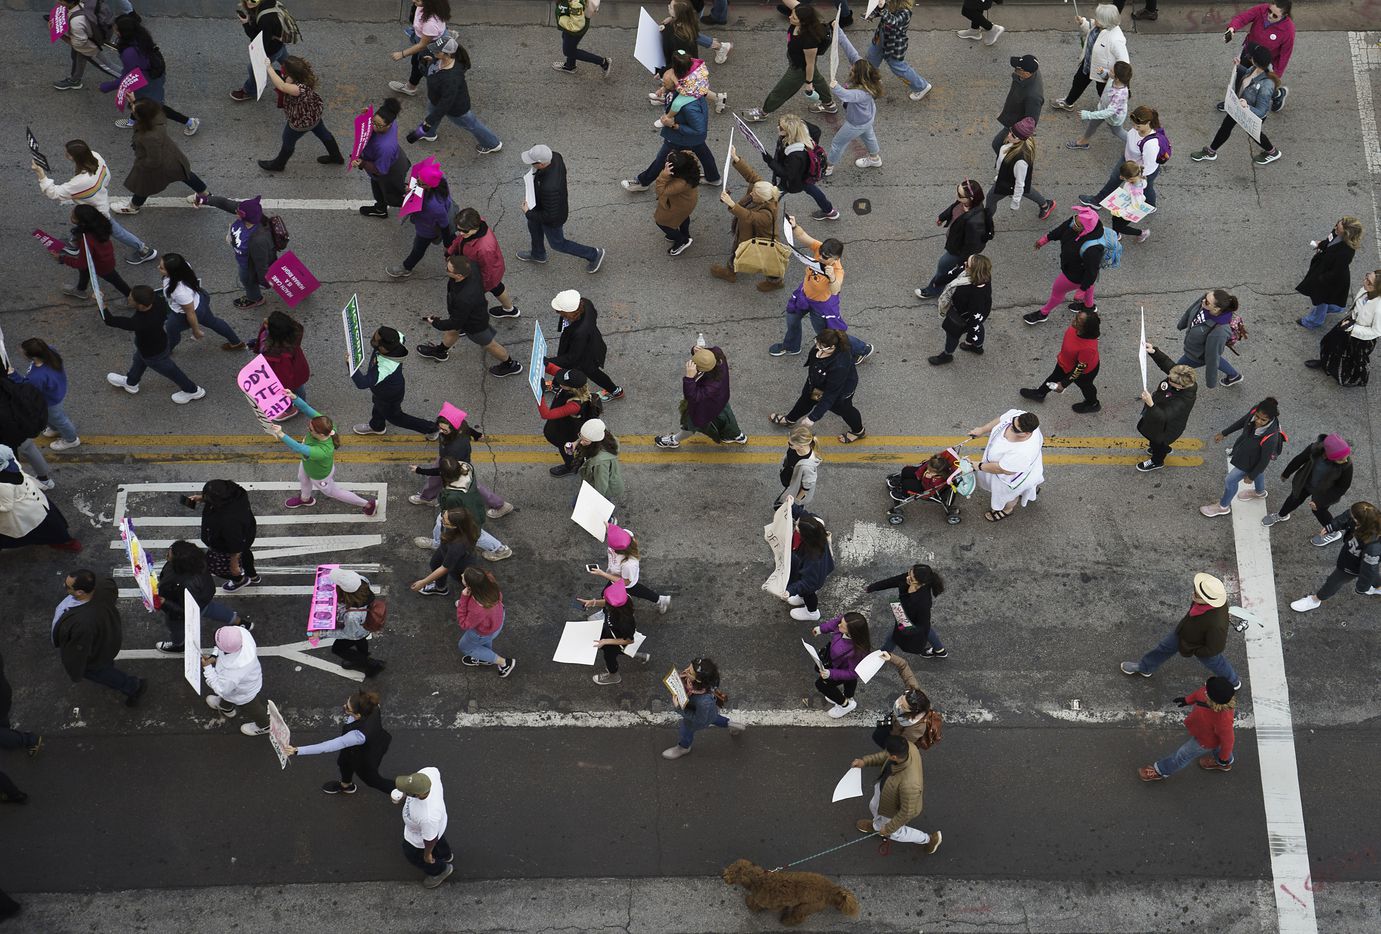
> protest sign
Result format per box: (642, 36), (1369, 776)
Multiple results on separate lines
(761, 498), (793, 595)
(267, 700), (291, 769)
(50, 4), (69, 42)
(249, 32), (268, 100)
(115, 67), (147, 111)
(184, 597), (201, 693)
(120, 517), (158, 612)
(553, 619), (604, 665)
(1223, 67), (1263, 142)
(522, 170), (536, 211)
(1099, 186), (1155, 224)
(32, 229), (64, 255)
(634, 8), (667, 73)
(341, 293), (366, 375)
(27, 127), (50, 172)
(722, 126), (734, 193)
(266, 251), (321, 307)
(828, 7), (841, 83)
(84, 235), (105, 314)
(350, 106), (374, 168)
(308, 564), (340, 632)
(832, 767), (864, 802)
(0, 322), (9, 371)
(528, 320), (548, 402)
(854, 650), (888, 684)
(663, 668), (689, 708)
(237, 354), (293, 420)
(1139, 307), (1148, 392)
(732, 113), (768, 155)
(572, 482), (615, 540)
(801, 638), (827, 676)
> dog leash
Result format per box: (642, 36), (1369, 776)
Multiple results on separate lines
(769, 832), (884, 873)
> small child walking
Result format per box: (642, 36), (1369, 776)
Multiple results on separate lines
(825, 60), (884, 173)
(1103, 160), (1154, 244)
(1069, 61), (1132, 150)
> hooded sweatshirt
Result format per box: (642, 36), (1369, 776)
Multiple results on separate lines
(1041, 213), (1104, 289)
(204, 629), (263, 705)
(1176, 298), (1235, 387)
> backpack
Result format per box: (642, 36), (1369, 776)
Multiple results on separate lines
(802, 121), (828, 185)
(362, 598), (387, 633)
(267, 215), (290, 251)
(262, 5), (303, 44)
(1221, 313), (1249, 355)
(1137, 125), (1172, 165)
(87, 0), (118, 46)
(147, 44), (167, 80)
(1078, 228), (1123, 270)
(0, 380), (49, 441)
(916, 710), (944, 751)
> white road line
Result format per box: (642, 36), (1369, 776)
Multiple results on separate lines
(117, 640), (364, 682)
(114, 563), (383, 577)
(1230, 491), (1316, 933)
(1350, 33), (1381, 261)
(107, 535), (385, 560)
(143, 197), (371, 211)
(116, 585), (390, 598)
(114, 482), (389, 526)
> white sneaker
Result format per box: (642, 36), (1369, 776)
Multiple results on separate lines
(662, 745), (692, 759)
(621, 179), (649, 192)
(41, 428), (58, 438)
(909, 86), (932, 102)
(482, 545), (514, 561)
(413, 536), (435, 549)
(106, 373), (139, 394)
(49, 438), (82, 451)
(387, 80), (418, 96)
(36, 478), (56, 491)
(171, 387), (206, 404)
(828, 699), (858, 719)
(1290, 595), (1322, 613)
(790, 607), (821, 621)
(205, 694), (224, 710)
(486, 502), (515, 519)
(240, 722), (270, 736)
(787, 594), (805, 607)
(956, 27), (983, 40)
(1366, 587), (1381, 596)
(657, 594), (671, 614)
(727, 719), (747, 735)
(982, 24), (1006, 45)
(714, 41), (732, 65)
(183, 117), (201, 136)
(823, 165), (834, 177)
(407, 494), (437, 506)
(855, 154), (883, 169)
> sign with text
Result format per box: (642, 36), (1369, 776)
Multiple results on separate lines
(32, 229), (64, 255)
(183, 596), (201, 694)
(528, 320), (547, 403)
(27, 127), (50, 172)
(237, 353), (293, 420)
(761, 497), (793, 596)
(267, 700), (291, 769)
(50, 4), (69, 42)
(350, 107), (374, 170)
(0, 322), (9, 372)
(115, 67), (148, 111)
(308, 564), (340, 632)
(84, 235), (105, 315)
(341, 293), (366, 375)
(119, 517), (158, 612)
(249, 32), (268, 100)
(1223, 67), (1263, 142)
(634, 8), (666, 74)
(265, 250), (320, 307)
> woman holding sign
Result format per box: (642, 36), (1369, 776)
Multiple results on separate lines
(354, 99), (413, 218)
(267, 396), (378, 515)
(104, 13), (201, 135)
(865, 565), (947, 659)
(1189, 47), (1283, 166)
(810, 612), (873, 719)
(59, 205), (132, 301)
(662, 658), (745, 760)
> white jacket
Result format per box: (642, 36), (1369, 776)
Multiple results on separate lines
(204, 628), (264, 705)
(1079, 21), (1130, 83)
(0, 472), (51, 538)
(782, 451), (822, 506)
(1349, 289), (1380, 341)
(38, 152), (112, 217)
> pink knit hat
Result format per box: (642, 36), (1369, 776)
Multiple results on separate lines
(1322, 434), (1351, 461)
(1073, 205), (1101, 232)
(605, 523), (632, 550)
(604, 580), (628, 607)
(215, 626), (243, 653)
(411, 156), (443, 189)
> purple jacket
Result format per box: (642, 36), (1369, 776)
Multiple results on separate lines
(410, 190), (453, 240)
(682, 346), (731, 428)
(100, 46), (151, 93)
(360, 123), (402, 177)
(820, 616), (866, 681)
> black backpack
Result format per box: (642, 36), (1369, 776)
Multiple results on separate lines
(147, 44), (167, 79)
(0, 379), (48, 442)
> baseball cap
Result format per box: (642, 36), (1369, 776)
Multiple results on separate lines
(428, 31), (460, 56)
(1010, 54), (1039, 72)
(522, 144), (553, 165)
(395, 772), (432, 797)
(551, 289), (581, 313)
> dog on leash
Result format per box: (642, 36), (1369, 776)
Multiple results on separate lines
(721, 858), (861, 926)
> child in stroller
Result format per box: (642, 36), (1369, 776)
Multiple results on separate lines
(884, 443), (975, 525)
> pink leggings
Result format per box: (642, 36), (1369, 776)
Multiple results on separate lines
(1038, 273), (1095, 316)
(299, 464), (371, 507)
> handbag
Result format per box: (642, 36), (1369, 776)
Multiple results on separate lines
(733, 231), (791, 278)
(206, 550), (236, 578)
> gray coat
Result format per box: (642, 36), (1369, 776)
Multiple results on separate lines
(1177, 299), (1233, 388)
(998, 73), (1044, 128)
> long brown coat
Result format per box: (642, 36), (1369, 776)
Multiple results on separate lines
(124, 111), (193, 198)
(725, 155), (778, 250)
(654, 174), (699, 228)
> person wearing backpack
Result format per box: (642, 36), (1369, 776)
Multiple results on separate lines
(927, 253), (993, 364)
(1221, 2), (1294, 112)
(1200, 397), (1283, 517)
(326, 568), (386, 677)
(986, 118), (1056, 230)
(1175, 289), (1243, 388)
(1189, 47), (1283, 167)
(740, 1), (836, 122)
(1023, 205), (1106, 325)
(103, 13), (201, 136)
(194, 195), (277, 309)
(553, 0), (612, 76)
(1081, 105), (1165, 211)
(231, 0), (294, 102)
(52, 0), (123, 90)
(661, 657), (746, 760)
(1295, 217), (1362, 330)
(762, 115), (837, 222)
(917, 180), (990, 299)
(259, 55), (345, 171)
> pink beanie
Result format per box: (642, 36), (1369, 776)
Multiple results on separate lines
(1322, 434), (1351, 461)
(605, 523), (632, 550)
(411, 157), (443, 189)
(604, 580), (628, 607)
(1073, 205), (1100, 232)
(215, 626), (243, 653)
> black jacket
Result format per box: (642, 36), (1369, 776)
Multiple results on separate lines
(435, 273), (490, 336)
(1222, 407), (1284, 478)
(1281, 437), (1352, 510)
(547, 306), (608, 374)
(242, 1), (286, 57)
(1137, 348), (1196, 445)
(802, 348), (858, 421)
(1047, 217), (1104, 289)
(102, 301), (171, 358)
(1323, 512), (1381, 589)
(942, 283), (992, 336)
(423, 64), (473, 128)
(939, 202), (990, 259)
(351, 352), (408, 402)
(1295, 237), (1355, 308)
(763, 126), (822, 194)
(998, 72), (1044, 129)
(201, 484), (257, 554)
(865, 575), (934, 653)
(158, 562), (215, 618)
(52, 578), (123, 682)
(532, 153), (570, 227)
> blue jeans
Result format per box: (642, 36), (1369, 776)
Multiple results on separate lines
(127, 347), (198, 393)
(827, 120), (880, 165)
(561, 30), (606, 70)
(708, 0), (728, 21)
(458, 617), (504, 664)
(166, 295), (243, 349)
(1175, 352), (1239, 384)
(242, 44), (289, 94)
(784, 309), (870, 357)
(276, 120), (340, 162)
(444, 111), (501, 149)
(636, 139), (722, 186)
(237, 262), (265, 302)
(865, 44), (928, 93)
(526, 214), (599, 263)
(1300, 302), (1344, 329)
(697, 33), (713, 48)
(84, 664), (140, 697)
(108, 219), (148, 255)
(677, 713), (731, 748)
(1133, 628), (1239, 684)
(795, 183), (834, 215)
(1154, 736), (1232, 777)
(1219, 466), (1265, 508)
(429, 514), (505, 553)
(926, 250), (964, 291)
(881, 627), (945, 653)
(46, 402), (78, 443)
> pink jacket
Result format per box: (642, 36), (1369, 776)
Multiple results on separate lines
(456, 594), (504, 636)
(1229, 4), (1295, 74)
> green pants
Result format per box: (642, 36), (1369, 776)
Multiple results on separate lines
(681, 402), (742, 442)
(763, 66), (833, 114)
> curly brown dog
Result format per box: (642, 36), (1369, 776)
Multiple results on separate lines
(721, 858), (861, 926)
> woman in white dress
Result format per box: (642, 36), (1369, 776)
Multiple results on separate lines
(966, 409), (1044, 522)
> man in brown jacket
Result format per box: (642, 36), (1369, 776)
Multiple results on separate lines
(52, 570), (146, 706)
(1120, 572), (1241, 689)
(850, 736), (942, 853)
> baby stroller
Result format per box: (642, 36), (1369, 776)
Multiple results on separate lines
(884, 439), (977, 525)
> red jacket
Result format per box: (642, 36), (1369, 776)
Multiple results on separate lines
(1183, 685), (1235, 761)
(456, 593), (504, 636)
(446, 223), (505, 292)
(254, 324), (311, 390)
(62, 234), (115, 276)
(1055, 327), (1099, 375)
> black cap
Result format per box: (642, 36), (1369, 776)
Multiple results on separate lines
(1011, 54), (1039, 72)
(375, 326), (408, 359)
(554, 368), (587, 388)
(1206, 677), (1236, 705)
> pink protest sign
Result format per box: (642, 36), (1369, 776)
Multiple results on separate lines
(308, 565), (340, 632)
(115, 68), (148, 111)
(32, 229), (65, 255)
(439, 402), (467, 427)
(50, 4), (69, 42)
(237, 353), (293, 420)
(265, 250), (321, 307)
(399, 177), (424, 219)
(349, 107), (374, 170)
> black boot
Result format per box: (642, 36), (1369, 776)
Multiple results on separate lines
(318, 135), (345, 165)
(258, 151), (289, 172)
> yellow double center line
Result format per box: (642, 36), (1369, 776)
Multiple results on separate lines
(38, 434), (1204, 468)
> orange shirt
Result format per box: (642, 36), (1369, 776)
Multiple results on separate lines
(802, 244), (843, 303)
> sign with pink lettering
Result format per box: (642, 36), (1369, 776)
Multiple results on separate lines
(49, 4), (69, 42)
(399, 176), (424, 219)
(265, 250), (321, 307)
(237, 353), (293, 420)
(308, 564), (340, 632)
(349, 107), (374, 171)
(32, 229), (64, 255)
(115, 67), (148, 111)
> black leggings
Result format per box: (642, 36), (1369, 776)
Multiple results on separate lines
(786, 390), (864, 434)
(1031, 363), (1099, 404)
(601, 643), (623, 674)
(1210, 114), (1273, 153)
(1064, 71), (1106, 107)
(961, 0), (993, 29)
(1111, 215), (1143, 237)
(76, 267), (132, 298)
(338, 741), (393, 794)
(1277, 490), (1335, 526)
(815, 676), (857, 706)
(627, 582), (661, 603)
(162, 103), (192, 126)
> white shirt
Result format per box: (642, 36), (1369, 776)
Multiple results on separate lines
(1124, 130), (1161, 179)
(401, 767), (447, 847)
(607, 551), (641, 587)
(161, 278), (201, 314)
